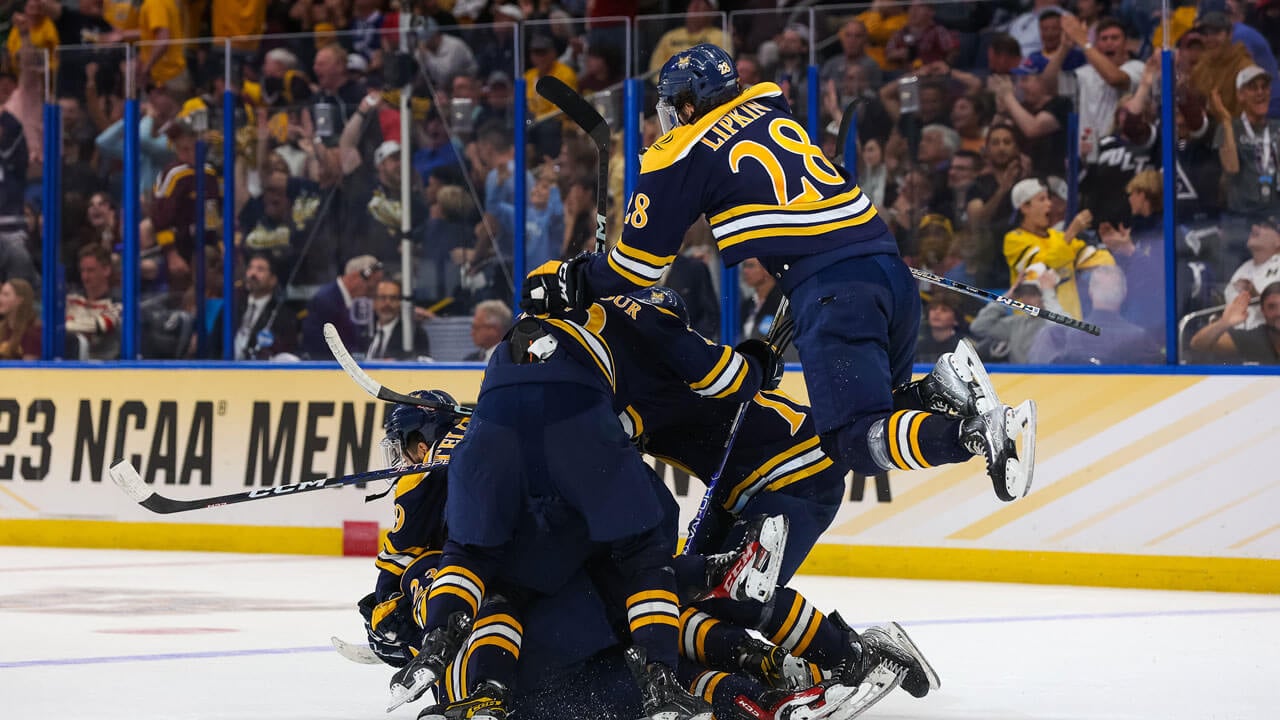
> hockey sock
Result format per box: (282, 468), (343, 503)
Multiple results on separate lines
(622, 568), (682, 670)
(757, 587), (845, 668)
(442, 604), (523, 703)
(679, 606), (753, 668)
(679, 659), (768, 720)
(876, 410), (972, 469)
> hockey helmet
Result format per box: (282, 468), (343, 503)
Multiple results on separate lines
(656, 43), (740, 133)
(628, 287), (691, 327)
(381, 390), (462, 466)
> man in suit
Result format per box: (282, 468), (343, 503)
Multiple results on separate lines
(366, 279), (432, 361)
(463, 299), (512, 362)
(300, 255), (383, 359)
(235, 251), (298, 360)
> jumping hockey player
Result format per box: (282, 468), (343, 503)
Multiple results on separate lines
(521, 43), (1036, 503)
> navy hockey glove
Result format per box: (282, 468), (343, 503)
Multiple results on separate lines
(735, 338), (784, 391)
(519, 254), (592, 315)
(358, 591), (415, 668)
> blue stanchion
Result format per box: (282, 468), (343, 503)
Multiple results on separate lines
(222, 90), (236, 360)
(624, 77), (641, 204)
(1066, 113), (1080, 220)
(49, 102), (62, 360)
(40, 103), (55, 359)
(122, 98), (140, 360)
(513, 78), (527, 300)
(806, 64), (819, 143)
(1160, 49), (1178, 365)
(194, 139), (208, 358)
(720, 265), (739, 346)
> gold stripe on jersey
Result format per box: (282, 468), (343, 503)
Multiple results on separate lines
(640, 83), (784, 174)
(607, 242), (675, 288)
(374, 544), (431, 576)
(768, 593), (822, 656)
(155, 229), (176, 247)
(753, 390), (806, 436)
(708, 187), (864, 226)
(690, 347), (748, 399)
(1011, 244), (1040, 273)
(886, 410), (932, 471)
(154, 165), (195, 199)
(544, 317), (616, 390)
(714, 202), (879, 251)
(679, 607), (720, 664)
(619, 405), (644, 441)
(394, 469), (430, 497)
(724, 436), (828, 513)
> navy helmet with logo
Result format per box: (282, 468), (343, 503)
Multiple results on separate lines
(656, 43), (740, 133)
(626, 286), (691, 327)
(381, 390), (462, 465)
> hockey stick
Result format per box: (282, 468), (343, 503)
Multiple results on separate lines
(109, 458), (442, 514)
(536, 76), (610, 251)
(323, 323), (473, 416)
(910, 268), (1102, 336)
(682, 296), (792, 555)
(331, 636), (382, 665)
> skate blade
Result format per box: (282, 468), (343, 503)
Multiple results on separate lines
(951, 338), (999, 414)
(827, 664), (903, 720)
(782, 683), (860, 720)
(883, 622), (940, 691)
(1005, 400), (1037, 499)
(386, 670), (437, 713)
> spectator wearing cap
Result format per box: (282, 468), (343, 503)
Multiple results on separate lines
(990, 58), (1072, 176)
(1029, 264), (1163, 364)
(647, 0), (728, 75)
(885, 1), (958, 70)
(525, 33), (579, 122)
(1190, 280), (1280, 364)
(820, 19), (883, 90)
(152, 116), (222, 291)
(340, 130), (429, 268)
(1204, 0), (1280, 117)
(915, 292), (968, 364)
(233, 250), (298, 361)
(418, 17), (478, 90)
(1221, 217), (1280, 330)
(1004, 178), (1114, 320)
(1061, 15), (1145, 161)
(300, 254), (383, 359)
(1211, 66), (1279, 234)
(476, 71), (515, 129)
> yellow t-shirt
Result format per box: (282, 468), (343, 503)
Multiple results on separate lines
(1004, 227), (1115, 320)
(139, 0), (187, 86)
(525, 62), (579, 121)
(647, 26), (730, 75)
(104, 1), (140, 32)
(212, 0), (267, 39)
(855, 10), (907, 70)
(6, 18), (59, 73)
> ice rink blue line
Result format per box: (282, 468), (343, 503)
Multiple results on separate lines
(6, 605), (1280, 670)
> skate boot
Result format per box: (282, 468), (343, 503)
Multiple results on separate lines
(735, 636), (813, 691)
(903, 338), (999, 418)
(700, 514), (789, 604)
(831, 613), (939, 699)
(727, 681), (862, 720)
(960, 400), (1037, 501)
(625, 647), (714, 720)
(417, 680), (511, 720)
(388, 611), (473, 712)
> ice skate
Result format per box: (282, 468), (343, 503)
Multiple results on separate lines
(417, 680), (510, 720)
(387, 612), (472, 712)
(960, 400), (1037, 501)
(735, 636), (812, 691)
(727, 681), (862, 720)
(700, 514), (789, 604)
(625, 647), (714, 720)
(921, 338), (1000, 417)
(832, 614), (939, 699)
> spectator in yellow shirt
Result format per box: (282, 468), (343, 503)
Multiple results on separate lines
(647, 0), (728, 75)
(103, 0), (140, 32)
(524, 34), (577, 121)
(133, 0), (188, 93)
(855, 0), (908, 70)
(6, 3), (59, 74)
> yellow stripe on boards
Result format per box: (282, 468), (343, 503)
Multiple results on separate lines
(0, 518), (341, 554)
(950, 383), (1263, 541)
(795, 544), (1280, 594)
(1231, 524), (1280, 550)
(0, 485), (39, 512)
(1145, 479), (1280, 547)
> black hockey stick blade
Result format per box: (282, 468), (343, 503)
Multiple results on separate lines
(910, 268), (1102, 336)
(836, 99), (858, 169)
(323, 323), (473, 415)
(109, 458), (441, 514)
(536, 76), (610, 251)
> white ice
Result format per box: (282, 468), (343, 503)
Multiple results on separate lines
(1, 547), (1277, 719)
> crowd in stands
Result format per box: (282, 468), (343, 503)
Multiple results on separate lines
(0, 0), (1276, 365)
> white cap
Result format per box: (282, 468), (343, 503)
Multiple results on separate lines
(374, 141), (401, 166)
(346, 54), (369, 73)
(1046, 176), (1068, 201)
(495, 3), (524, 21)
(1236, 65), (1270, 90)
(1011, 178), (1046, 209)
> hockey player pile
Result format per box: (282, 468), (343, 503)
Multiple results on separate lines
(352, 44), (1039, 720)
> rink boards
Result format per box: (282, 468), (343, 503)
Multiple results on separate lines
(0, 367), (1277, 593)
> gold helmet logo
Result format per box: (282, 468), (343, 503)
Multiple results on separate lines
(677, 56), (692, 69)
(718, 61), (731, 74)
(649, 290), (666, 303)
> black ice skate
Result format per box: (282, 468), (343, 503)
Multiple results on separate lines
(387, 612), (473, 712)
(904, 338), (999, 418)
(700, 514), (789, 604)
(417, 680), (510, 720)
(960, 400), (1037, 501)
(625, 646), (714, 720)
(831, 613), (939, 700)
(735, 636), (812, 690)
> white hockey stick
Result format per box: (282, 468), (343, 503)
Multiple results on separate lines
(331, 636), (382, 665)
(323, 323), (472, 416)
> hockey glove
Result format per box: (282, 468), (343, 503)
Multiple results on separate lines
(358, 591), (415, 668)
(519, 254), (593, 315)
(736, 338), (785, 391)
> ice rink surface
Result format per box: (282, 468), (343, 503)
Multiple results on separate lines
(1, 547), (1277, 720)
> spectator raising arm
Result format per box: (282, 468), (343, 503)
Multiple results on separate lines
(1190, 291), (1251, 354)
(1210, 89), (1240, 175)
(1062, 13), (1129, 89)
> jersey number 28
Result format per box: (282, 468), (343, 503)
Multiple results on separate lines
(729, 118), (843, 205)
